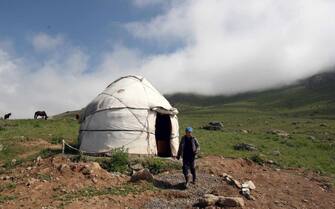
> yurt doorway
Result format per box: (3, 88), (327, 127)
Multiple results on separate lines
(155, 113), (172, 157)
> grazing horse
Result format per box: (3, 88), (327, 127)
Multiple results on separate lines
(4, 113), (11, 120)
(34, 111), (48, 120)
(75, 113), (80, 120)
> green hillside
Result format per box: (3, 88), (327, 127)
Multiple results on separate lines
(167, 70), (335, 118)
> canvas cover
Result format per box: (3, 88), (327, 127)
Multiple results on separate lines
(78, 75), (179, 155)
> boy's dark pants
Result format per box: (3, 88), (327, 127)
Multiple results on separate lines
(182, 159), (196, 182)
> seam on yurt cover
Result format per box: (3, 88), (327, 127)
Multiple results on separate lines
(98, 92), (148, 128)
(106, 75), (143, 88)
(99, 92), (149, 109)
(140, 82), (151, 154)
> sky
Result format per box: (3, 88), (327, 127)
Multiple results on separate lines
(1, 0), (335, 118)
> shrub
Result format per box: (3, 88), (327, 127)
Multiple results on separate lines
(143, 157), (180, 174)
(100, 147), (129, 173)
(0, 195), (16, 203)
(0, 182), (16, 192)
(38, 148), (62, 158)
(249, 154), (266, 165)
(51, 136), (63, 144)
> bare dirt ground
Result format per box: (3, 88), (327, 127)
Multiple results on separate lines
(1, 155), (334, 209)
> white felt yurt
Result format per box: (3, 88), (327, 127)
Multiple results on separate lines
(78, 75), (179, 157)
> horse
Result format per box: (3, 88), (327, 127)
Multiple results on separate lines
(75, 113), (80, 120)
(34, 111), (48, 120)
(4, 113), (11, 120)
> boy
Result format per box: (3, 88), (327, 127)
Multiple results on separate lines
(177, 127), (200, 188)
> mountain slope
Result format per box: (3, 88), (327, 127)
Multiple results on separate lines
(166, 70), (335, 116)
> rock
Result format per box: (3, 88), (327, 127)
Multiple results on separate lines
(198, 194), (219, 207)
(244, 180), (256, 190)
(36, 156), (42, 164)
(308, 136), (316, 140)
(241, 129), (249, 134)
(91, 162), (101, 170)
(232, 179), (242, 189)
(130, 163), (144, 171)
(0, 144), (3, 151)
(26, 166), (33, 171)
(92, 177), (98, 184)
(240, 180), (256, 200)
(272, 150), (281, 156)
(202, 121), (224, 131)
(26, 178), (38, 186)
(320, 123), (328, 127)
(1, 176), (11, 180)
(217, 197), (245, 207)
(81, 168), (93, 176)
(234, 143), (257, 151)
(268, 129), (290, 138)
(221, 173), (242, 188)
(130, 168), (154, 182)
(11, 159), (17, 165)
(266, 160), (275, 164)
(57, 164), (70, 173)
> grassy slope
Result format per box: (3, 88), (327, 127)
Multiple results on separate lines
(0, 119), (79, 163)
(178, 104), (335, 176)
(1, 71), (335, 176)
(171, 71), (335, 175)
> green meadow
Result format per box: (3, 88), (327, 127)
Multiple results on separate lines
(0, 101), (334, 177)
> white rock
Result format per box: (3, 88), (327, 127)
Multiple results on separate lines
(246, 180), (256, 190)
(91, 162), (101, 170)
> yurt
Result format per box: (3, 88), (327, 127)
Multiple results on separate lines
(78, 75), (179, 157)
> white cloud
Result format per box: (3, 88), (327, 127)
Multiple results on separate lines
(32, 33), (64, 51)
(125, 0), (335, 93)
(2, 0), (335, 118)
(0, 40), (107, 119)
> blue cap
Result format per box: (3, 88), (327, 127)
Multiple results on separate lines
(185, 127), (193, 132)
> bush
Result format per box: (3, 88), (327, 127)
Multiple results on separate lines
(51, 136), (63, 144)
(101, 147), (129, 173)
(249, 154), (266, 165)
(38, 148), (62, 158)
(143, 157), (180, 175)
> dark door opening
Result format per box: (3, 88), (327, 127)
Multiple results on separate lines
(155, 113), (172, 157)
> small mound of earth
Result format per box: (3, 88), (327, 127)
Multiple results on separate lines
(144, 171), (239, 209)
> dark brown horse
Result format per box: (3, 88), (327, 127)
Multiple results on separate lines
(34, 111), (48, 120)
(4, 113), (11, 120)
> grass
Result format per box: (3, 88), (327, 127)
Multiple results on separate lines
(0, 99), (334, 178)
(141, 157), (181, 174)
(0, 195), (16, 204)
(100, 147), (129, 173)
(0, 118), (78, 164)
(54, 183), (154, 207)
(0, 182), (16, 192)
(178, 103), (335, 176)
